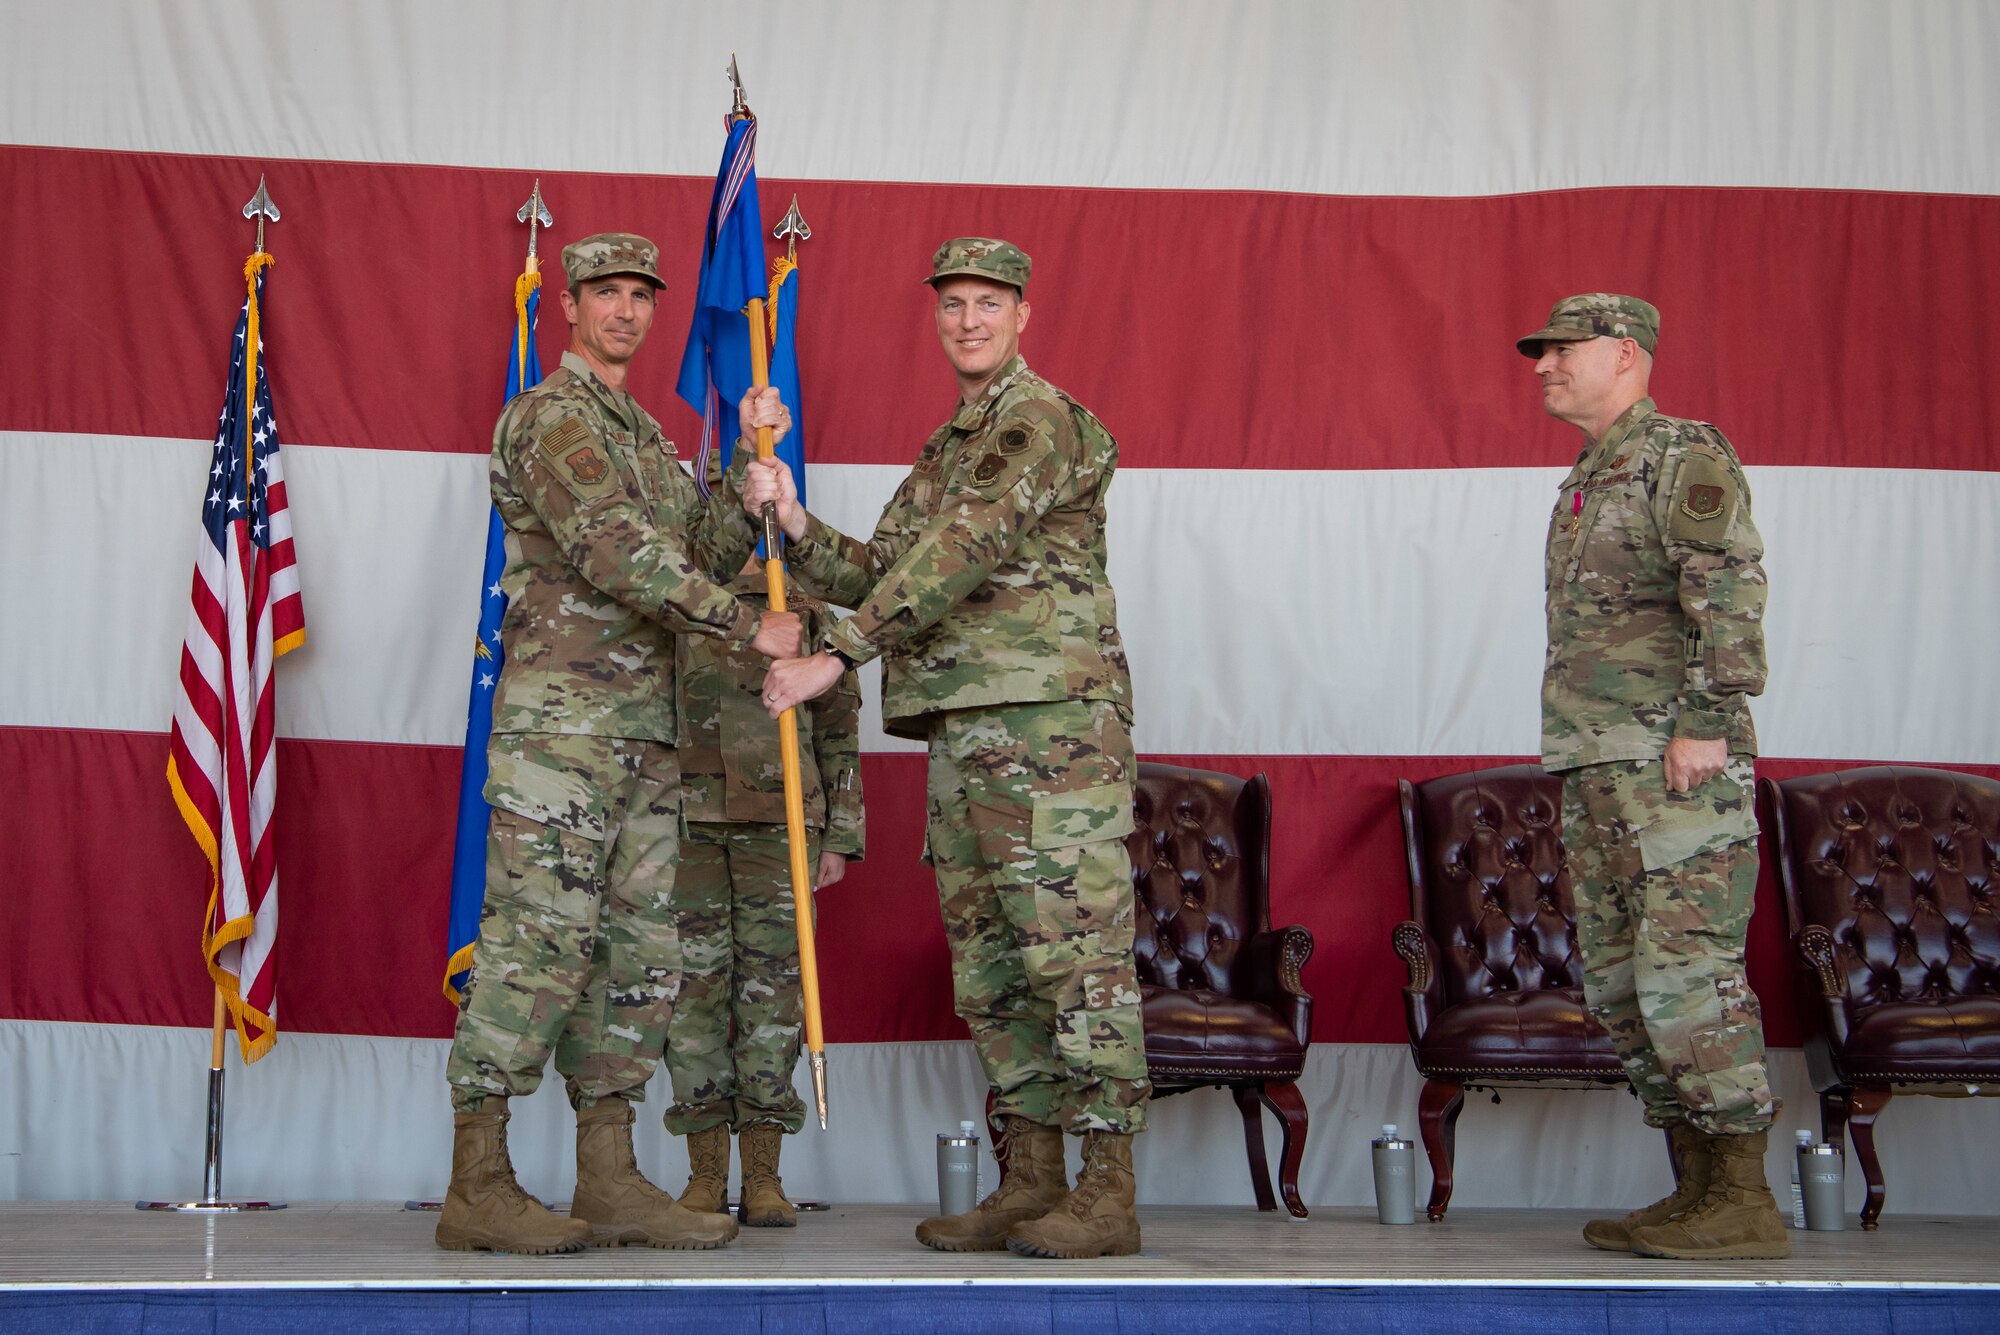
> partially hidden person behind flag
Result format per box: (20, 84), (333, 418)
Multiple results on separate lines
(167, 250), (306, 1064)
(436, 232), (800, 1257)
(744, 238), (1149, 1260)
(442, 259), (548, 1007)
(1521, 294), (1783, 1260)
(664, 462), (865, 1225)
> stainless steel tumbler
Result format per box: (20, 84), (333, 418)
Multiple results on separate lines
(1800, 1143), (1846, 1232)
(936, 1120), (980, 1216)
(1372, 1124), (1417, 1224)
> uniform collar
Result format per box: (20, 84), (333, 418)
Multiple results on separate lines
(949, 356), (1030, 432)
(1589, 396), (1656, 465)
(560, 350), (639, 431)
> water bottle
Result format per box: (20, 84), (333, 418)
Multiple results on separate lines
(1371, 1124), (1417, 1224)
(936, 1120), (980, 1216)
(1790, 1129), (1813, 1228)
(1799, 1143), (1846, 1232)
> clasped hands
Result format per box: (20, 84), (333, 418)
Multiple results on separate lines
(734, 448), (844, 718)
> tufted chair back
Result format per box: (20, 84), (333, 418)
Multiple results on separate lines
(1116, 762), (1315, 1217)
(1129, 763), (1270, 1003)
(1390, 763), (1628, 1220)
(1759, 764), (2000, 1230)
(1402, 764), (1582, 1011)
(1768, 766), (2000, 1012)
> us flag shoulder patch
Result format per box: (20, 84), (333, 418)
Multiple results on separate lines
(538, 416), (592, 459)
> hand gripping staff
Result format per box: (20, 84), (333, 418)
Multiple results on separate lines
(744, 294), (830, 1130)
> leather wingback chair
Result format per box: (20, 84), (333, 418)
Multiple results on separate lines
(1392, 764), (1639, 1219)
(1130, 763), (1314, 1217)
(1759, 765), (2000, 1229)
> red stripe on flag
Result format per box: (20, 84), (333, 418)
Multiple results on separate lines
(4, 144), (1997, 472)
(13, 726), (1995, 1048)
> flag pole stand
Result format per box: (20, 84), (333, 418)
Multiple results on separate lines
(137, 988), (286, 1212)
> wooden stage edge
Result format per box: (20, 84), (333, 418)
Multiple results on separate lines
(1, 1202), (1994, 1293)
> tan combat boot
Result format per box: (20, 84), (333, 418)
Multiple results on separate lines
(738, 1122), (798, 1227)
(679, 1123), (731, 1215)
(1629, 1129), (1791, 1260)
(1582, 1122), (1715, 1252)
(915, 1117), (1067, 1253)
(570, 1098), (739, 1249)
(434, 1096), (592, 1255)
(1005, 1129), (1141, 1259)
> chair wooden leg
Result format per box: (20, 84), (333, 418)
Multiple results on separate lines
(1231, 1084), (1279, 1213)
(1418, 1076), (1466, 1222)
(1848, 1083), (1893, 1231)
(1819, 1085), (1853, 1157)
(1258, 1080), (1310, 1218)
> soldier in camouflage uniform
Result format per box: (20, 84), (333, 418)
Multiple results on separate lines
(747, 239), (1148, 1260)
(666, 556), (864, 1228)
(437, 233), (802, 1256)
(1523, 294), (1787, 1260)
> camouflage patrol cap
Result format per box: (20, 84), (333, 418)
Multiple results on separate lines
(561, 232), (665, 289)
(926, 237), (1031, 292)
(1516, 293), (1660, 356)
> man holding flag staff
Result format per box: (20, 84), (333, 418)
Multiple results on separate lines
(748, 238), (1150, 1260)
(438, 232), (798, 1256)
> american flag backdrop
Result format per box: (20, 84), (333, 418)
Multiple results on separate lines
(2, 1), (1996, 1207)
(165, 255), (306, 1063)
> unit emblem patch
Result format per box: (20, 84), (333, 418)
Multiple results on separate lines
(1681, 484), (1725, 521)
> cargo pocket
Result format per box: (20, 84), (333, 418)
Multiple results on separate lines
(1029, 782), (1135, 850)
(485, 807), (602, 919)
(484, 747), (609, 840)
(1635, 775), (1757, 873)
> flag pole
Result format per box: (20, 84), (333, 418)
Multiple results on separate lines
(744, 296), (830, 1130)
(140, 176), (289, 1214)
(729, 53), (828, 1128)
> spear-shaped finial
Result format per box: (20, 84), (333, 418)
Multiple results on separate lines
(516, 179), (553, 274)
(727, 53), (751, 122)
(242, 175), (280, 255)
(774, 195), (812, 263)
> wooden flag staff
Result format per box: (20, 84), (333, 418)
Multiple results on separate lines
(138, 178), (289, 1214)
(744, 295), (831, 1130)
(729, 52), (829, 1130)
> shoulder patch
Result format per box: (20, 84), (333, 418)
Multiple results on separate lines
(539, 417), (592, 460)
(532, 415), (621, 505)
(1667, 450), (1740, 548)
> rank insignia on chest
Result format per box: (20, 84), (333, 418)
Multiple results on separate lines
(971, 452), (1007, 485)
(1681, 484), (1726, 520)
(566, 447), (609, 484)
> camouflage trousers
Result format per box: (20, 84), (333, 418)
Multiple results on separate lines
(926, 699), (1151, 1135)
(1562, 756), (1777, 1137)
(662, 821), (818, 1136)
(446, 732), (683, 1114)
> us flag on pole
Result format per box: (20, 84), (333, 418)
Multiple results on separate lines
(166, 254), (306, 1063)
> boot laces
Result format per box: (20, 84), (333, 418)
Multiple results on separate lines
(976, 1123), (1050, 1213)
(488, 1118), (546, 1207)
(742, 1129), (783, 1178)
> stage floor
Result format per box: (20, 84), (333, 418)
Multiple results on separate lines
(0, 1200), (1993, 1292)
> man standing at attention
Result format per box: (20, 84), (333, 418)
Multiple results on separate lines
(438, 233), (799, 1255)
(1522, 293), (1786, 1260)
(747, 239), (1149, 1259)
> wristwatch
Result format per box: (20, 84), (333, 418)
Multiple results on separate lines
(824, 644), (857, 671)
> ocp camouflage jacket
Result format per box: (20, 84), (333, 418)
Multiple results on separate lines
(488, 351), (761, 743)
(787, 357), (1132, 740)
(1542, 397), (1767, 771)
